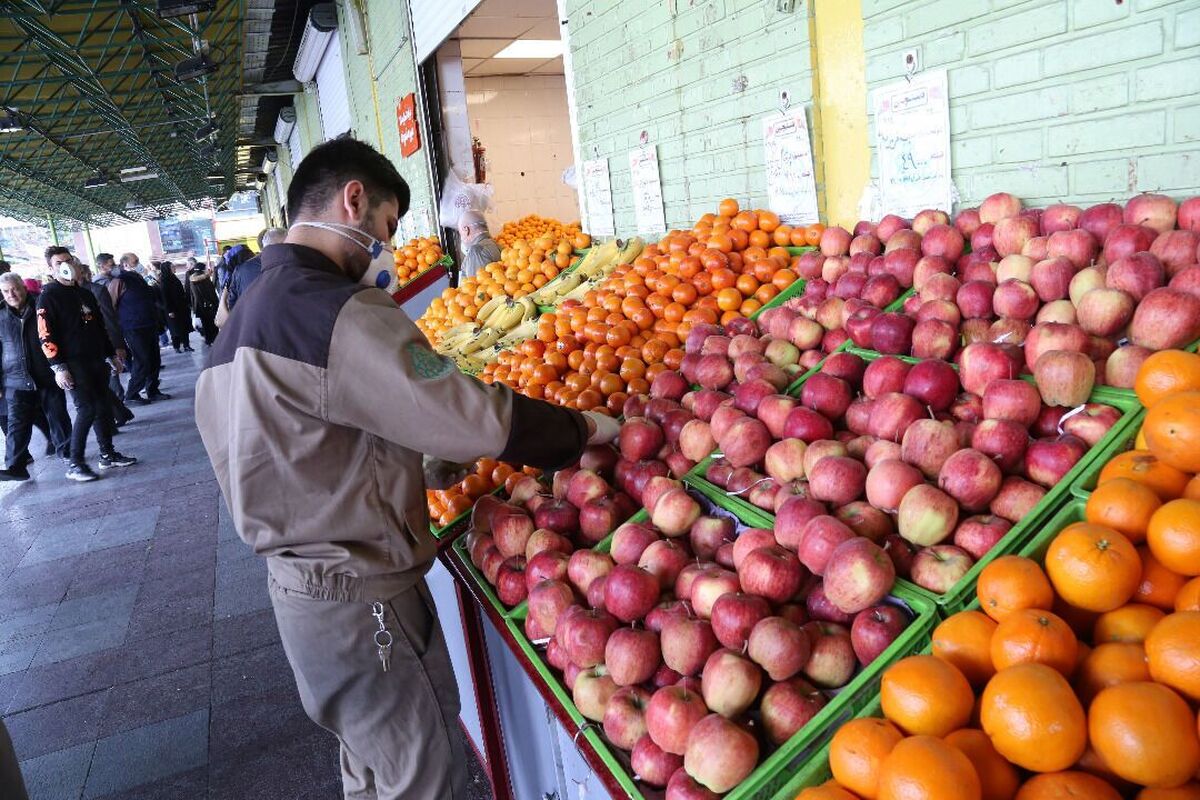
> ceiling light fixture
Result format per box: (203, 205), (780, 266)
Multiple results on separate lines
(293, 4), (338, 82)
(84, 175), (108, 188)
(176, 53), (219, 82)
(156, 0), (216, 19)
(493, 39), (563, 59)
(0, 109), (23, 133)
(120, 166), (148, 174)
(195, 118), (219, 140)
(120, 171), (160, 183)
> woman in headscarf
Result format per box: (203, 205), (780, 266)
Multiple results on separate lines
(156, 261), (193, 352)
(185, 262), (220, 346)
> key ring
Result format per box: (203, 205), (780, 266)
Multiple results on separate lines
(374, 629), (394, 649)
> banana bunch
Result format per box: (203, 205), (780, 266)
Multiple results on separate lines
(435, 296), (539, 361)
(476, 295), (538, 331)
(529, 237), (645, 305)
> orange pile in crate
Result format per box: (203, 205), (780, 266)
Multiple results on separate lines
(393, 236), (443, 285)
(426, 458), (540, 529)
(495, 214), (590, 250)
(478, 199), (800, 416)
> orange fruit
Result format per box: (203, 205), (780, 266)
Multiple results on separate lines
(1144, 611), (1200, 701)
(1085, 477), (1161, 543)
(981, 663), (1088, 773)
(932, 611), (999, 688)
(1090, 681), (1200, 788)
(880, 655), (974, 737)
(1185, 475), (1200, 500)
(1144, 392), (1200, 473)
(1176, 577), (1200, 611)
(1098, 450), (1191, 501)
(945, 728), (1021, 800)
(990, 608), (1078, 676)
(1135, 544), (1188, 609)
(1014, 771), (1121, 800)
(1092, 603), (1166, 643)
(796, 786), (861, 800)
(1137, 785), (1200, 800)
(1045, 522), (1142, 612)
(977, 556), (1055, 622)
(828, 717), (903, 799)
(1134, 350), (1200, 407)
(1147, 500), (1200, 576)
(718, 198), (740, 218)
(1073, 641), (1151, 704)
(876, 735), (982, 800)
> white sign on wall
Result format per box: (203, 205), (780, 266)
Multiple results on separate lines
(872, 69), (953, 219)
(762, 110), (820, 225)
(628, 145), (666, 236)
(581, 158), (615, 237)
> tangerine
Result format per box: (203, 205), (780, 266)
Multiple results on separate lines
(797, 785), (861, 800)
(990, 608), (1078, 676)
(1134, 349), (1200, 408)
(1175, 577), (1200, 611)
(1144, 392), (1200, 473)
(980, 663), (1087, 773)
(1186, 475), (1200, 500)
(944, 728), (1021, 800)
(1093, 603), (1165, 643)
(1137, 785), (1200, 800)
(1144, 611), (1200, 701)
(1074, 641), (1151, 704)
(1085, 477), (1161, 543)
(1090, 681), (1200, 788)
(1135, 544), (1188, 609)
(879, 655), (974, 737)
(977, 556), (1055, 622)
(1045, 522), (1142, 612)
(828, 716), (903, 799)
(1098, 450), (1190, 501)
(932, 610), (998, 688)
(1013, 771), (1121, 800)
(718, 198), (740, 217)
(876, 735), (982, 800)
(1147, 499), (1200, 576)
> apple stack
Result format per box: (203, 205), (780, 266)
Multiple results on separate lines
(845, 193), (1200, 383)
(529, 482), (917, 797)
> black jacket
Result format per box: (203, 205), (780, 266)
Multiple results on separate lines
(36, 282), (115, 366)
(83, 279), (125, 351)
(187, 270), (220, 315)
(0, 300), (55, 393)
(156, 265), (192, 338)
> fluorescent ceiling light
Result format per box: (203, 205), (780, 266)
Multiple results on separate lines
(121, 171), (159, 183)
(120, 166), (148, 174)
(494, 39), (562, 59)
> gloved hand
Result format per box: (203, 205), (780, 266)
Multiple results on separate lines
(422, 456), (474, 490)
(583, 410), (621, 445)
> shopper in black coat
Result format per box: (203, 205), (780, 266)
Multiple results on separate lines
(186, 266), (220, 345)
(156, 262), (193, 352)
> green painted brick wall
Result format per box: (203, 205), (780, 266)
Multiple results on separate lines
(564, 0), (815, 234)
(862, 0), (1200, 209)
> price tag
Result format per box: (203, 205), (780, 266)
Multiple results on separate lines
(581, 158), (615, 237)
(762, 110), (820, 225)
(872, 69), (953, 218)
(628, 145), (666, 236)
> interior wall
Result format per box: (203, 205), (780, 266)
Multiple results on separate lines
(465, 74), (580, 231)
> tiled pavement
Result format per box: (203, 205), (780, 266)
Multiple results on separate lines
(0, 348), (492, 799)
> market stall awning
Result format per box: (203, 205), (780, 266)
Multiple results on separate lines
(0, 0), (243, 229)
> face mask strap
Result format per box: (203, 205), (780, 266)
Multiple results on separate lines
(294, 221), (390, 259)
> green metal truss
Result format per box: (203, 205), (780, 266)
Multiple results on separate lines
(0, 0), (244, 228)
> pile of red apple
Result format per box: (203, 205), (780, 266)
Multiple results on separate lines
(684, 320), (1123, 597)
(813, 192), (1200, 386)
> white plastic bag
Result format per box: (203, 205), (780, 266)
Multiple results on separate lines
(438, 170), (493, 229)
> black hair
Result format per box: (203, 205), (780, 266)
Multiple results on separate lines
(0, 260), (10, 274)
(96, 252), (114, 265)
(287, 138), (410, 220)
(44, 245), (70, 266)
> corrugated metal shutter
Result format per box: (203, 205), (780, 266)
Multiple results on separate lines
(287, 126), (303, 170)
(273, 165), (287, 215)
(411, 0), (482, 62)
(315, 31), (351, 140)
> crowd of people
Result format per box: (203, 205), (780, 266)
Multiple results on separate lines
(0, 228), (285, 483)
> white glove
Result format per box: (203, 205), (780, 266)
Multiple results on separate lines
(423, 456), (474, 490)
(583, 410), (620, 445)
(54, 368), (74, 391)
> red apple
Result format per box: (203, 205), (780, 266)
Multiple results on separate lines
(823, 538), (896, 614)
(646, 685), (709, 756)
(700, 649), (763, 718)
(970, 419), (1029, 474)
(567, 468), (611, 510)
(605, 626), (662, 686)
(996, 253), (1034, 283)
(604, 685), (652, 750)
(851, 604), (910, 665)
(1128, 287), (1200, 350)
(836, 501), (896, 543)
(808, 456), (868, 507)
(718, 416), (772, 468)
(689, 517), (734, 561)
(652, 488), (702, 537)
(990, 475), (1047, 522)
(909, 544), (975, 594)
(1033, 350), (1095, 407)
(938, 448), (1003, 512)
(690, 568), (741, 619)
(561, 608), (620, 668)
(1025, 434), (1087, 488)
(652, 370), (689, 402)
(870, 312), (917, 354)
(802, 621), (857, 688)
(1062, 402), (1121, 447)
(863, 356), (912, 399)
(800, 372), (853, 420)
(1169, 266), (1200, 298)
(528, 579), (575, 636)
(783, 406), (836, 443)
(1103, 223), (1158, 264)
(866, 458), (924, 512)
(759, 677), (829, 748)
(604, 564), (661, 623)
(902, 359), (960, 412)
(611, 522), (661, 565)
(1106, 252), (1164, 302)
(1124, 192), (1177, 234)
(774, 496), (826, 551)
(1103, 345), (1153, 389)
(710, 592), (772, 651)
(763, 439), (808, 484)
(993, 215), (1039, 257)
(683, 714), (759, 794)
(1079, 202), (1124, 242)
(796, 515), (856, 576)
(640, 539), (690, 590)
(493, 507), (536, 560)
(1024, 322), (1090, 372)
(867, 392), (925, 443)
(574, 665), (619, 721)
(738, 545), (806, 605)
(646, 600), (692, 633)
(661, 616), (720, 678)
(580, 496), (623, 544)
(747, 616), (812, 681)
(496, 556), (528, 606)
(993, 279), (1039, 320)
(1180, 196), (1200, 232)
(953, 514), (1014, 560)
(960, 342), (1020, 395)
(1031, 256), (1079, 301)
(632, 734), (684, 788)
(982, 378), (1041, 427)
(897, 484), (959, 546)
(756, 394), (799, 439)
(901, 418), (961, 478)
(980, 192), (1022, 224)
(1046, 229), (1097, 269)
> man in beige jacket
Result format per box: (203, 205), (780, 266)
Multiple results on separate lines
(195, 138), (615, 800)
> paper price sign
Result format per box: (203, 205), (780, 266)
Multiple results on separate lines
(762, 110), (820, 226)
(873, 70), (953, 219)
(628, 145), (666, 236)
(582, 158), (615, 237)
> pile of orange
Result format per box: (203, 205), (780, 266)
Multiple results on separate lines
(394, 236), (443, 285)
(494, 214), (590, 250)
(807, 350), (1200, 798)
(476, 199), (801, 416)
(426, 458), (540, 529)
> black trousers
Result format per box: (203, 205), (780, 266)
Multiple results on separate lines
(4, 386), (71, 469)
(65, 361), (115, 465)
(125, 326), (161, 398)
(196, 310), (218, 346)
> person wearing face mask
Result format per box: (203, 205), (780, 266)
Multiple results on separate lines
(194, 138), (619, 800)
(37, 247), (137, 482)
(456, 210), (500, 280)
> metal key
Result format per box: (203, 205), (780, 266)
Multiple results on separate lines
(371, 601), (393, 673)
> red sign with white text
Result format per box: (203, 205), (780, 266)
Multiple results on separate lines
(397, 93), (420, 158)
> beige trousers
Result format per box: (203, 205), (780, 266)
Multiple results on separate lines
(269, 576), (468, 800)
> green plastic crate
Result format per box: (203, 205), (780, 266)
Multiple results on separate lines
(1070, 408), (1146, 501)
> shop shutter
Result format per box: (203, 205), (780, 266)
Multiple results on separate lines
(287, 126), (303, 170)
(315, 32), (351, 140)
(411, 0), (482, 63)
(273, 165), (287, 215)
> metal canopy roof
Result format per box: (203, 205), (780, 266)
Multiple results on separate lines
(0, 0), (243, 229)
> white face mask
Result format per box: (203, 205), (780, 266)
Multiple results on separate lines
(292, 221), (391, 260)
(293, 221), (397, 290)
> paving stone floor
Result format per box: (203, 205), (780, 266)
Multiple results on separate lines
(0, 348), (492, 799)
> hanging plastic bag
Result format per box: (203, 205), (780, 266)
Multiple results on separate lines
(438, 169), (493, 229)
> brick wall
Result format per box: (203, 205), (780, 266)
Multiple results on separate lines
(564, 0), (815, 234)
(862, 0), (1200, 208)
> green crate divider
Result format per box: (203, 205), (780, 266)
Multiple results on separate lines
(786, 245), (819, 256)
(1070, 407), (1146, 501)
(751, 277), (808, 320)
